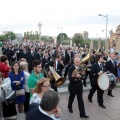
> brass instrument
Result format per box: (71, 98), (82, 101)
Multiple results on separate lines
(43, 63), (53, 80)
(49, 66), (66, 87)
(72, 65), (86, 77)
(72, 53), (92, 77)
(80, 53), (92, 65)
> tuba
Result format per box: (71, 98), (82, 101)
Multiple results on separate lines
(80, 53), (92, 65)
(72, 53), (92, 77)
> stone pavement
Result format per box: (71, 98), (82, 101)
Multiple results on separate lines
(17, 88), (120, 120)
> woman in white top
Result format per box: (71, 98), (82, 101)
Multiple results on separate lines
(0, 72), (17, 120)
(30, 78), (51, 104)
(20, 61), (30, 114)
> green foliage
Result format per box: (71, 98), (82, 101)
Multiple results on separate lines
(57, 33), (68, 44)
(41, 36), (53, 42)
(5, 32), (16, 40)
(84, 39), (91, 48)
(0, 35), (6, 41)
(72, 33), (84, 46)
(62, 40), (70, 45)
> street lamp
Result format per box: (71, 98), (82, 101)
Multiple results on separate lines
(38, 22), (42, 42)
(57, 27), (63, 44)
(98, 14), (108, 51)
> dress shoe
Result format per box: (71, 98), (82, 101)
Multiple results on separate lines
(68, 108), (73, 113)
(99, 104), (106, 109)
(88, 98), (93, 103)
(80, 115), (89, 118)
(84, 85), (87, 87)
(108, 94), (114, 97)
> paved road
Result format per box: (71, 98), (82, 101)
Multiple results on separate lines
(17, 88), (120, 120)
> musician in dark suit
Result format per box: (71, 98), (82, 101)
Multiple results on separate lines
(91, 50), (96, 64)
(10, 46), (16, 64)
(42, 51), (51, 69)
(88, 55), (106, 109)
(45, 54), (64, 92)
(82, 51), (89, 87)
(64, 48), (71, 78)
(28, 46), (37, 73)
(54, 54), (64, 76)
(68, 57), (89, 118)
(36, 48), (43, 61)
(105, 52), (118, 97)
(20, 46), (29, 61)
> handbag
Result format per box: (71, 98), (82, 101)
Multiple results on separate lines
(16, 89), (25, 96)
(5, 90), (16, 105)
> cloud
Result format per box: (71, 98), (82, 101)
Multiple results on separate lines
(0, 0), (120, 38)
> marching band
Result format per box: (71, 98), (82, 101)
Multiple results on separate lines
(0, 42), (119, 119)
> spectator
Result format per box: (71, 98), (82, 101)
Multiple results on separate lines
(0, 55), (10, 78)
(20, 61), (30, 114)
(26, 90), (61, 120)
(27, 60), (44, 97)
(30, 78), (51, 104)
(0, 72), (17, 120)
(8, 61), (25, 113)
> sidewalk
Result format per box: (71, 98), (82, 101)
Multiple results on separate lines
(59, 88), (120, 120)
(17, 88), (120, 120)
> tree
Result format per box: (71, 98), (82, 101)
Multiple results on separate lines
(57, 33), (68, 44)
(72, 33), (84, 47)
(0, 35), (6, 41)
(5, 32), (16, 40)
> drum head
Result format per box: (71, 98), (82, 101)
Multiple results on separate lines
(98, 74), (110, 90)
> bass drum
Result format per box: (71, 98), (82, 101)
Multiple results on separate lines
(97, 73), (116, 90)
(106, 73), (116, 90)
(97, 73), (109, 90)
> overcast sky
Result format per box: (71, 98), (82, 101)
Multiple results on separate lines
(0, 0), (120, 38)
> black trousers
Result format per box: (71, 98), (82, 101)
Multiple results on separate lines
(83, 71), (93, 86)
(88, 84), (104, 105)
(24, 92), (30, 113)
(68, 83), (86, 116)
(50, 80), (58, 92)
(64, 66), (69, 78)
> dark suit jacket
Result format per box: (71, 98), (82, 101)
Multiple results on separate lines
(90, 63), (105, 85)
(68, 65), (82, 93)
(26, 107), (53, 120)
(64, 53), (70, 65)
(42, 57), (51, 68)
(20, 51), (29, 61)
(36, 53), (42, 61)
(91, 55), (96, 64)
(105, 60), (118, 77)
(27, 51), (37, 64)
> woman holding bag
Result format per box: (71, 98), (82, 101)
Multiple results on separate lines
(0, 72), (17, 120)
(8, 61), (25, 113)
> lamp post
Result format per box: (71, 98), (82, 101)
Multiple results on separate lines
(57, 27), (63, 44)
(38, 22), (42, 42)
(98, 14), (108, 51)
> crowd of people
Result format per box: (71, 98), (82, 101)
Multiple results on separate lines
(0, 42), (120, 120)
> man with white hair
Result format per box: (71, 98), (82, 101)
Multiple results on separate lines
(68, 57), (89, 118)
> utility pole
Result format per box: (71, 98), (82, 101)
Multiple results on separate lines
(38, 22), (42, 42)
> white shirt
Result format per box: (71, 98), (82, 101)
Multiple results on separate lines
(56, 60), (58, 70)
(23, 71), (30, 93)
(30, 93), (41, 104)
